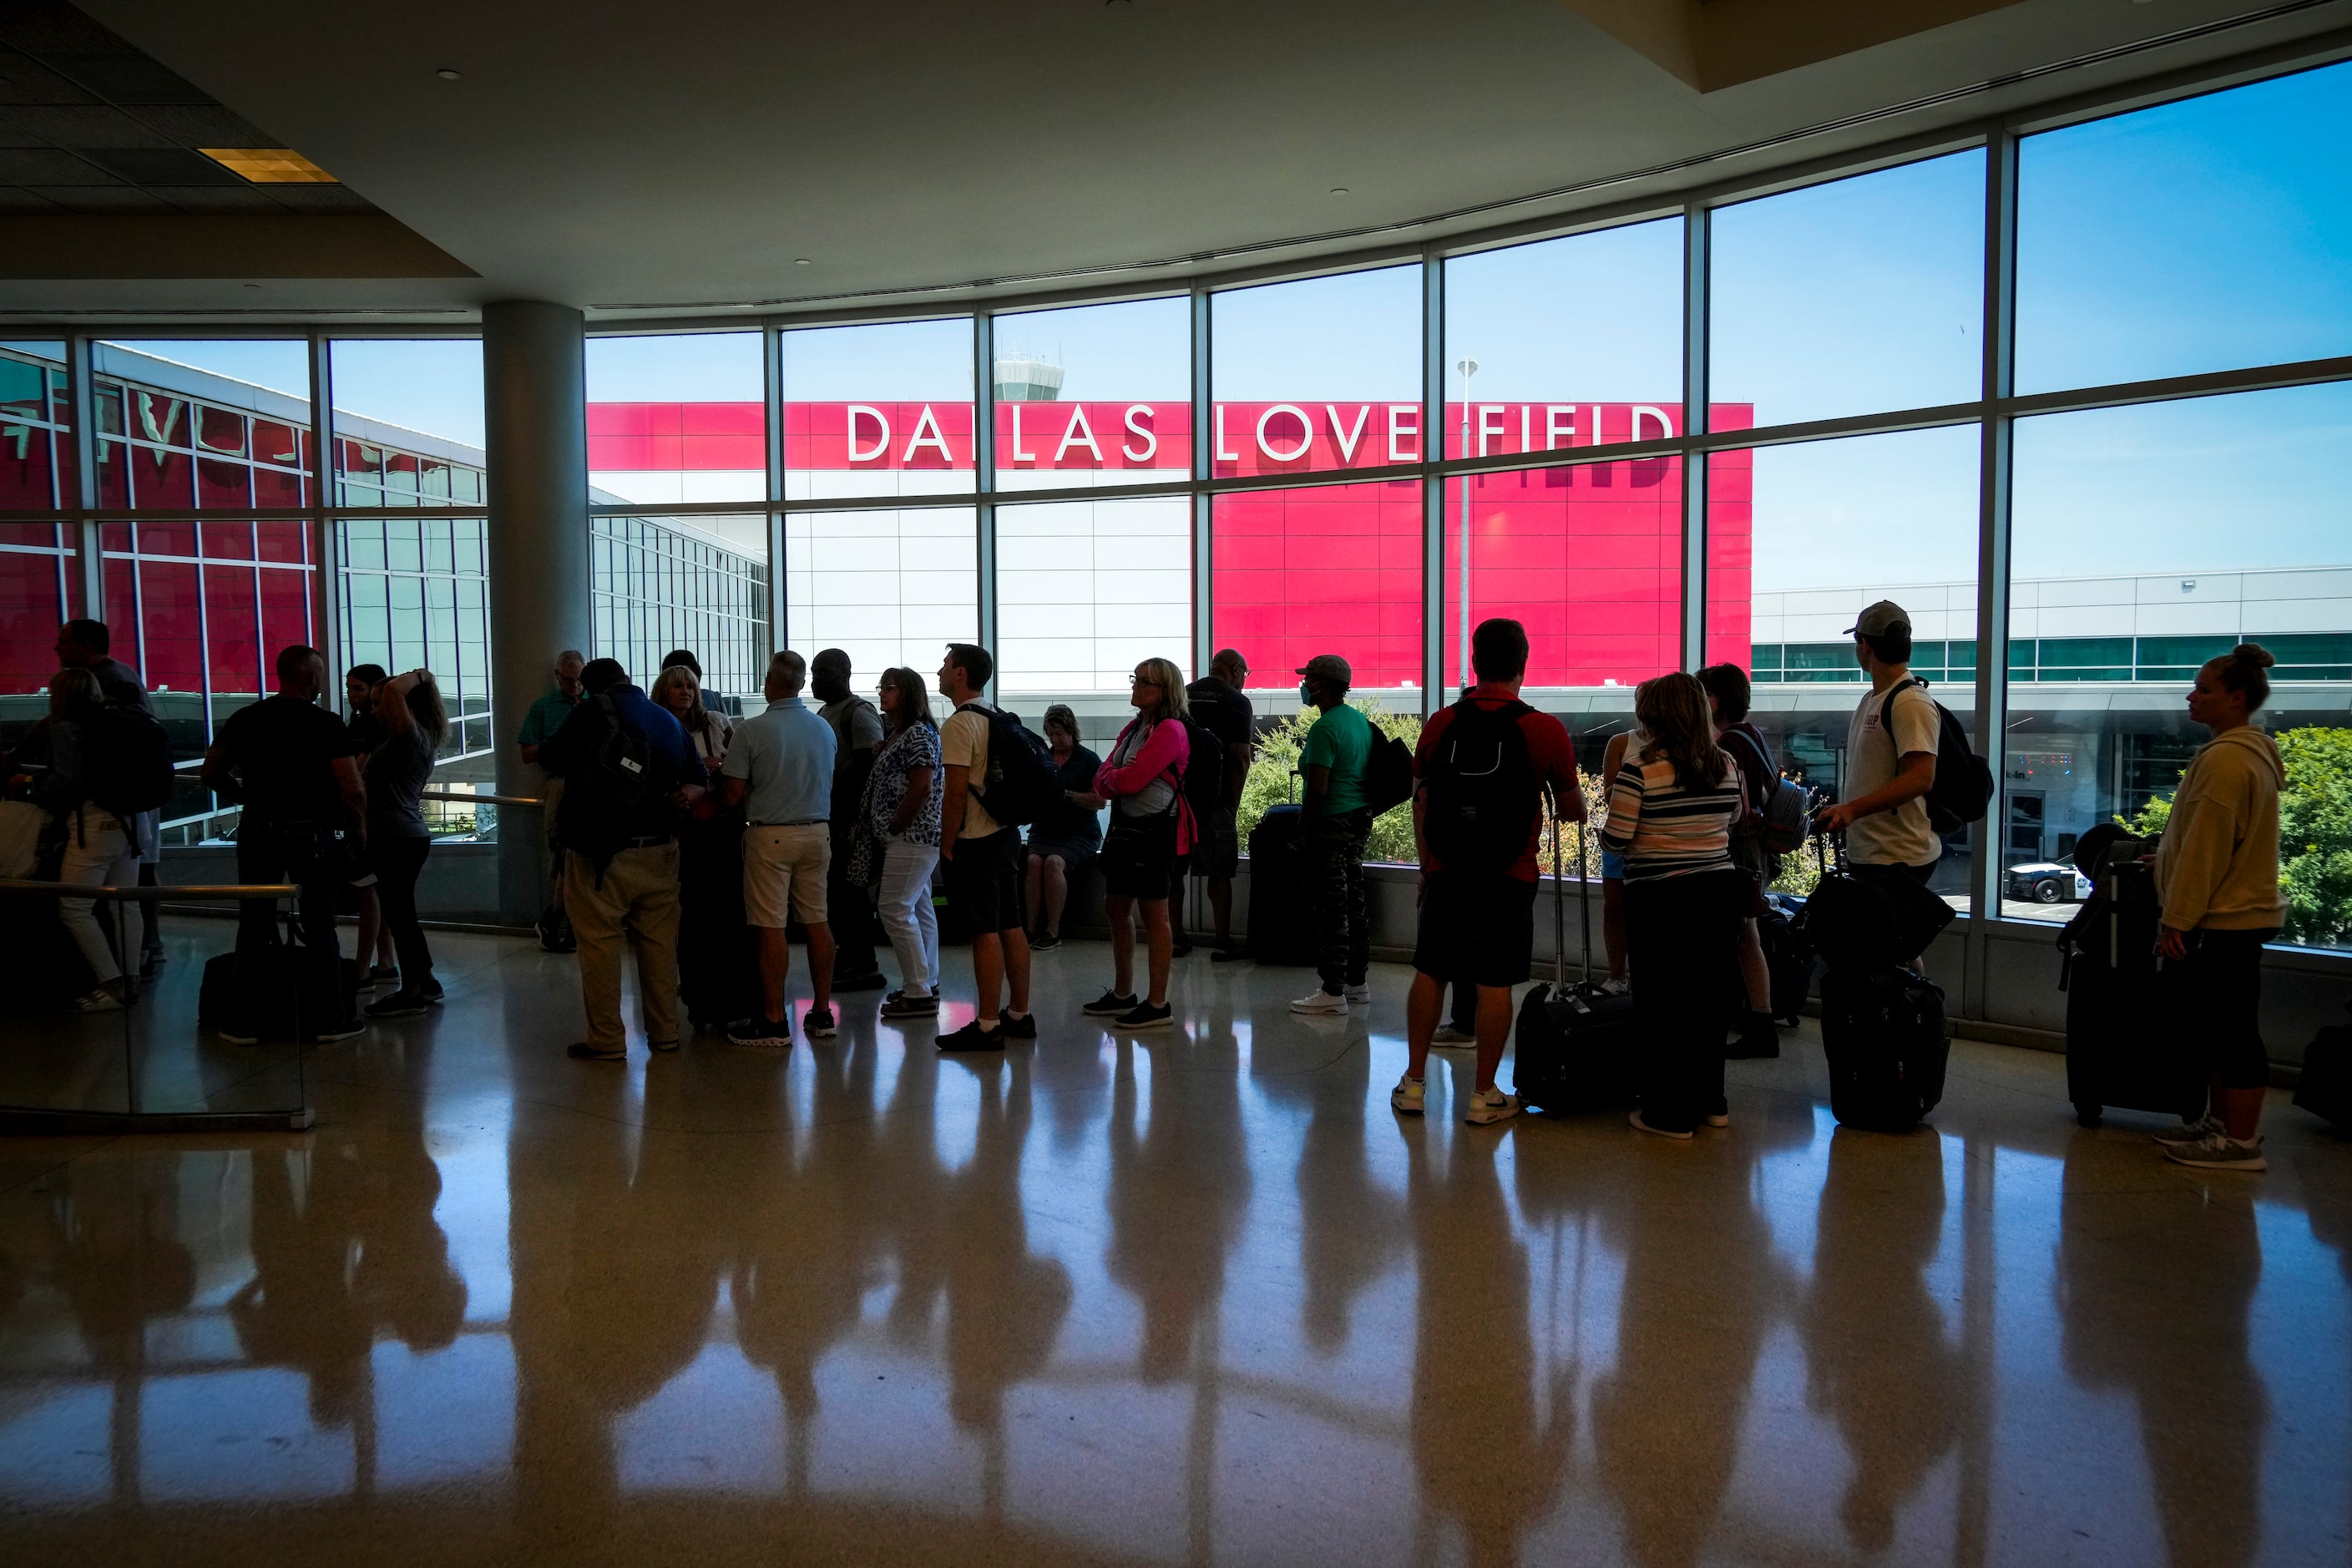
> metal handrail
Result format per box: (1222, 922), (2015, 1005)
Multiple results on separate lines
(421, 790), (540, 807)
(0, 878), (297, 900)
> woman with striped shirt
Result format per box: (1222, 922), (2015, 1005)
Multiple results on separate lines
(1600, 672), (1748, 1139)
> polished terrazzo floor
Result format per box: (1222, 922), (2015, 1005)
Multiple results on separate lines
(4, 920), (2352, 1566)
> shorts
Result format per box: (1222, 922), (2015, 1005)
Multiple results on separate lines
(946, 827), (1025, 934)
(1600, 848), (1626, 881)
(1101, 811), (1179, 901)
(742, 823), (831, 928)
(1187, 807), (1241, 879)
(1412, 869), (1539, 989)
(1025, 834), (1099, 874)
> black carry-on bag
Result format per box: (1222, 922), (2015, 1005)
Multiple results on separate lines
(1246, 771), (1318, 967)
(199, 907), (362, 1040)
(2055, 827), (2203, 1129)
(1512, 811), (1640, 1115)
(2294, 1002), (2352, 1132)
(1805, 834), (1952, 1133)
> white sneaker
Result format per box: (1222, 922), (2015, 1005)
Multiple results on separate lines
(2152, 1115), (2227, 1147)
(1464, 1088), (1523, 1125)
(71, 984), (125, 1013)
(1290, 989), (1348, 1016)
(1597, 978), (1631, 998)
(1390, 1075), (1426, 1115)
(2162, 1130), (2267, 1172)
(1629, 1110), (1692, 1141)
(1343, 983), (1370, 1004)
(1430, 1024), (1476, 1046)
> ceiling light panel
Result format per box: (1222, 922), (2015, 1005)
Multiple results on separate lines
(197, 147), (337, 184)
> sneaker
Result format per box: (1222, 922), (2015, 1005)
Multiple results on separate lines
(727, 1017), (792, 1050)
(649, 1037), (681, 1053)
(1597, 978), (1631, 998)
(1083, 989), (1139, 1016)
(567, 1040), (626, 1062)
(803, 1004), (837, 1039)
(2163, 1130), (2267, 1172)
(1343, 983), (1370, 1004)
(308, 1018), (367, 1043)
(1430, 1024), (1477, 1046)
(1290, 989), (1348, 1016)
(217, 1021), (261, 1046)
(1172, 938), (1194, 959)
(417, 980), (446, 1005)
(366, 989), (433, 1019)
(536, 912), (569, 953)
(1117, 1001), (1174, 1030)
(833, 970), (888, 993)
(1464, 1088), (1524, 1125)
(1390, 1075), (1426, 1115)
(70, 984), (125, 1013)
(1209, 946), (1247, 964)
(1705, 1110), (1732, 1129)
(999, 1011), (1038, 1039)
(880, 992), (939, 1019)
(2152, 1115), (2227, 1147)
(1628, 1110), (1692, 1141)
(1029, 932), (1063, 953)
(367, 964), (401, 988)
(937, 1019), (1005, 1053)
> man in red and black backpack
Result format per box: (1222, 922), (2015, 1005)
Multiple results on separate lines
(1392, 618), (1583, 1126)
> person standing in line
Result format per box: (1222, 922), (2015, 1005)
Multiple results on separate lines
(54, 618), (166, 979)
(1289, 654), (1375, 1016)
(202, 645), (370, 1044)
(1812, 601), (1942, 899)
(342, 663), (399, 988)
(935, 643), (1035, 1051)
(721, 651), (839, 1048)
(1085, 658), (1193, 1032)
(1024, 704), (1102, 953)
(1697, 662), (1783, 1060)
(361, 669), (448, 1018)
(1601, 673), (1748, 1140)
(871, 666), (946, 1020)
(1181, 648), (1255, 961)
(517, 649), (585, 953)
(653, 662), (749, 1031)
(2150, 645), (2286, 1173)
(813, 647), (888, 992)
(1596, 727), (1640, 995)
(20, 669), (139, 1010)
(1392, 620), (1584, 1124)
(538, 657), (706, 1062)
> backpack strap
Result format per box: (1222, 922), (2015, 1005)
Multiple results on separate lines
(1877, 677), (1925, 754)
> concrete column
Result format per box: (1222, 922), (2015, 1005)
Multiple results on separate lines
(485, 300), (591, 926)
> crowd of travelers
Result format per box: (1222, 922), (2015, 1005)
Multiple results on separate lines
(0, 598), (2288, 1171)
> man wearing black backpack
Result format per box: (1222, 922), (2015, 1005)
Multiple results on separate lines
(936, 643), (1038, 1050)
(1181, 648), (1254, 959)
(55, 618), (168, 977)
(1813, 601), (1943, 898)
(539, 657), (708, 1061)
(1393, 620), (1582, 1124)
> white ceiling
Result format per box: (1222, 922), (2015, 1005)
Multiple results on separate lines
(18, 0), (2352, 321)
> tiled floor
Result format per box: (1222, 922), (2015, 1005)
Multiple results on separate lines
(3, 918), (2349, 1565)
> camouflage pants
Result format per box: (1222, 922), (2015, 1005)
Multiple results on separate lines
(1303, 807), (1373, 992)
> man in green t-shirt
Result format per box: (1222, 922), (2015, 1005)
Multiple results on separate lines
(1291, 653), (1376, 1016)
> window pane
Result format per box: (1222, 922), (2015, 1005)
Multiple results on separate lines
(1443, 219), (1683, 459)
(994, 296), (1189, 491)
(1211, 267), (1419, 479)
(0, 341), (65, 511)
(1441, 454), (1683, 696)
(331, 340), (484, 508)
(587, 332), (766, 507)
(2011, 383), (2352, 946)
(591, 513), (771, 709)
(785, 507), (975, 679)
(2019, 62), (2352, 393)
(1710, 152), (1985, 427)
(0, 526), (73, 713)
(1709, 425), (1981, 911)
(1212, 481), (1422, 700)
(997, 496), (1191, 696)
(782, 320), (974, 501)
(98, 341), (313, 517)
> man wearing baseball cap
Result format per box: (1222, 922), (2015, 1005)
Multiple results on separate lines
(1289, 653), (1377, 1015)
(1813, 599), (1943, 891)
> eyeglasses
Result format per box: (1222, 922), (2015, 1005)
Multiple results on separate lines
(1131, 676), (1161, 688)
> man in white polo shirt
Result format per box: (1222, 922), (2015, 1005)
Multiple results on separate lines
(721, 650), (839, 1048)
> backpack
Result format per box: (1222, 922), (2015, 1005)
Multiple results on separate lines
(83, 701), (175, 816)
(1879, 678), (1994, 835)
(1757, 778), (1811, 855)
(970, 704), (1060, 828)
(1422, 698), (1539, 873)
(560, 694), (657, 866)
(1179, 718), (1226, 827)
(1363, 725), (1417, 817)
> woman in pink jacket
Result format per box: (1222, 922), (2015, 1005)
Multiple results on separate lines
(1083, 655), (1195, 1031)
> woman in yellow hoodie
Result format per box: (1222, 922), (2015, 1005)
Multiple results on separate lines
(2152, 643), (2286, 1172)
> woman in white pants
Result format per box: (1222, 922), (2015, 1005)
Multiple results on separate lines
(29, 670), (139, 1011)
(868, 666), (944, 1022)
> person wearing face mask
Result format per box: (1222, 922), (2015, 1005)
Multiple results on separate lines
(1289, 654), (1375, 1017)
(812, 647), (887, 992)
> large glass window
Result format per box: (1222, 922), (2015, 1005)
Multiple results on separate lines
(1710, 152), (1985, 427)
(0, 340), (68, 512)
(96, 341), (314, 512)
(785, 507), (976, 679)
(330, 339), (485, 508)
(1443, 220), (1683, 460)
(2011, 383), (2352, 945)
(1210, 267), (1419, 480)
(1211, 481), (1422, 701)
(781, 320), (974, 501)
(0, 341), (72, 741)
(592, 513), (770, 712)
(2019, 61), (2352, 394)
(586, 332), (766, 507)
(1711, 425), (1981, 907)
(994, 296), (1189, 492)
(341, 517), (493, 760)
(997, 497), (1191, 697)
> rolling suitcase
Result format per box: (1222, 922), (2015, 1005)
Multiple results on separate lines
(2056, 833), (2203, 1129)
(1246, 795), (1317, 966)
(1513, 814), (1640, 1115)
(1758, 893), (1814, 1027)
(1818, 964), (1950, 1132)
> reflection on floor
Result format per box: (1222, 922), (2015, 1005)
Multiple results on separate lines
(3, 919), (2351, 1565)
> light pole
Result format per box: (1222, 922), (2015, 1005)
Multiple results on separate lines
(1455, 357), (1476, 689)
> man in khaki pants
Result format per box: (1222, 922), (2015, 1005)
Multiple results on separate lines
(536, 657), (709, 1061)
